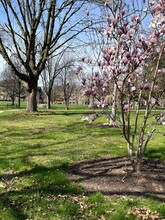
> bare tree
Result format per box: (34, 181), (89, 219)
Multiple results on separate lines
(1, 65), (26, 106)
(0, 0), (94, 112)
(56, 55), (78, 110)
(41, 53), (64, 109)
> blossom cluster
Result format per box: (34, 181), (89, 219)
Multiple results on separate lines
(150, 0), (165, 33)
(81, 0), (165, 105)
(82, 71), (110, 105)
(101, 0), (164, 94)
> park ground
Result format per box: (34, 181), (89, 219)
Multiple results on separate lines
(0, 103), (165, 220)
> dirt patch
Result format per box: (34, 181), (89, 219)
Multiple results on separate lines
(68, 156), (165, 201)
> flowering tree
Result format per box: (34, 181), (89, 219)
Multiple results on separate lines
(142, 51), (165, 106)
(82, 68), (111, 107)
(80, 1), (120, 124)
(83, 0), (165, 172)
(102, 0), (165, 172)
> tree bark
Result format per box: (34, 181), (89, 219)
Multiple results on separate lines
(11, 96), (15, 105)
(135, 154), (143, 173)
(65, 97), (69, 110)
(46, 94), (51, 109)
(18, 80), (21, 108)
(110, 84), (117, 126)
(26, 80), (38, 112)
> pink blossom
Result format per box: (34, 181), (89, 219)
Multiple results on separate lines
(130, 86), (137, 92)
(128, 29), (135, 38)
(136, 17), (141, 24)
(149, 36), (157, 44)
(104, 0), (110, 7)
(135, 69), (141, 76)
(138, 55), (143, 62)
(121, 10), (126, 16)
(82, 78), (86, 85)
(95, 72), (99, 77)
(98, 61), (101, 67)
(131, 15), (137, 21)
(102, 87), (107, 93)
(103, 83), (107, 87)
(84, 89), (90, 96)
(140, 82), (145, 90)
(123, 104), (130, 111)
(97, 28), (103, 33)
(97, 78), (101, 83)
(149, 0), (155, 6)
(161, 68), (165, 74)
(107, 27), (111, 37)
(144, 83), (150, 90)
(87, 57), (92, 64)
(157, 69), (162, 74)
(116, 68), (122, 75)
(160, 28), (165, 34)
(122, 57), (128, 65)
(126, 52), (131, 59)
(117, 81), (123, 89)
(107, 12), (111, 18)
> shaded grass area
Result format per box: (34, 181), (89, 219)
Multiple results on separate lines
(0, 108), (165, 219)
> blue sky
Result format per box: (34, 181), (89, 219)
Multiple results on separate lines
(0, 56), (6, 74)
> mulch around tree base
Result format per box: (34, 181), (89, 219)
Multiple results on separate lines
(68, 156), (165, 201)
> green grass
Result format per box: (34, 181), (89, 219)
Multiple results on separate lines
(0, 105), (165, 219)
(0, 101), (27, 110)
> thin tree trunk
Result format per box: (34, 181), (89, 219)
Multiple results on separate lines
(18, 80), (21, 108)
(26, 80), (38, 112)
(65, 98), (69, 110)
(136, 153), (143, 173)
(110, 84), (117, 126)
(18, 94), (21, 107)
(11, 96), (15, 105)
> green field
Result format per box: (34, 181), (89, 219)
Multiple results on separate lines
(0, 103), (165, 219)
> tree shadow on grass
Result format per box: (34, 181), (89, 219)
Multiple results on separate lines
(0, 157), (165, 219)
(68, 156), (165, 203)
(13, 110), (95, 117)
(0, 163), (83, 220)
(145, 148), (165, 160)
(1, 194), (29, 220)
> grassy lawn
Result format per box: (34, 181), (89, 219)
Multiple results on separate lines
(0, 104), (165, 219)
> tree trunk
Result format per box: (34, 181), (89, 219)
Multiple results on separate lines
(18, 93), (21, 108)
(46, 93), (51, 109)
(110, 84), (117, 126)
(11, 96), (15, 105)
(127, 143), (136, 172)
(89, 96), (94, 109)
(135, 155), (143, 173)
(26, 80), (38, 112)
(18, 80), (21, 108)
(65, 97), (69, 110)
